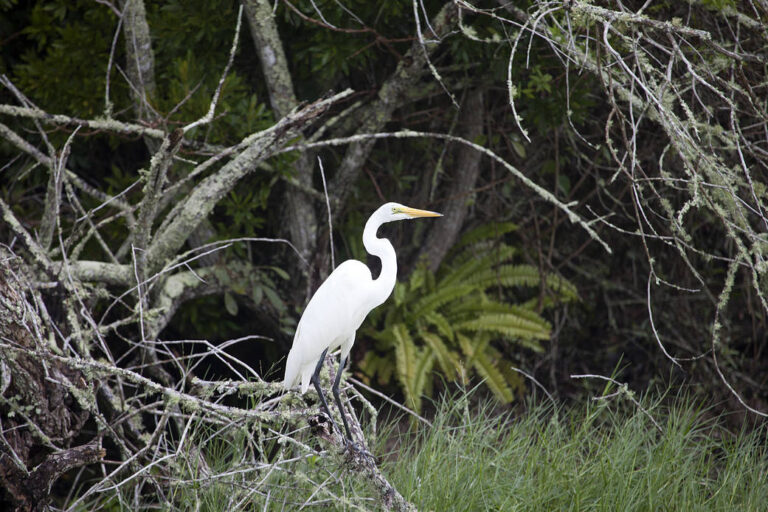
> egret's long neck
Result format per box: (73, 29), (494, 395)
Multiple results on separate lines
(363, 214), (397, 308)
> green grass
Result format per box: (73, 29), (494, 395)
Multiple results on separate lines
(86, 389), (768, 511)
(384, 392), (768, 511)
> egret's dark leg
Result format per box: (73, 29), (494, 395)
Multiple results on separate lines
(332, 356), (353, 442)
(332, 356), (372, 457)
(310, 348), (342, 436)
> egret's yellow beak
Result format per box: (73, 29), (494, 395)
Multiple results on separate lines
(399, 206), (442, 218)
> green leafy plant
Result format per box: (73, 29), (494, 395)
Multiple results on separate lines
(359, 223), (578, 412)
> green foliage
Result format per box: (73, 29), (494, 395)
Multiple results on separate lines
(359, 224), (578, 412)
(384, 390), (768, 512)
(12, 1), (118, 116)
(285, 0), (411, 93)
(94, 390), (768, 511)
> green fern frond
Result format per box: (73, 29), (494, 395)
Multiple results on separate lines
(420, 331), (462, 379)
(473, 349), (515, 403)
(488, 346), (526, 395)
(424, 311), (454, 339)
(358, 350), (394, 387)
(544, 273), (579, 300)
(437, 257), (487, 288)
(411, 284), (475, 318)
(409, 265), (427, 292)
(455, 313), (550, 350)
(443, 295), (513, 317)
(456, 332), (490, 368)
(409, 349), (435, 412)
(460, 263), (577, 302)
(440, 245), (517, 287)
(466, 264), (542, 290)
(392, 323), (416, 397)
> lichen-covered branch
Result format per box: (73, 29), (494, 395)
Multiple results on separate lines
(242, 0), (319, 272)
(118, 0), (157, 122)
(145, 90), (351, 273)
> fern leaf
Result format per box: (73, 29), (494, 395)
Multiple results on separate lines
(544, 273), (579, 301)
(455, 313), (550, 351)
(411, 284), (475, 318)
(438, 256), (488, 288)
(424, 311), (454, 340)
(409, 264), (427, 292)
(392, 324), (414, 392)
(466, 264), (542, 290)
(409, 349), (435, 413)
(440, 245), (517, 288)
(473, 349), (515, 403)
(487, 346), (526, 395)
(456, 332), (491, 368)
(462, 264), (578, 302)
(392, 323), (422, 412)
(443, 295), (513, 317)
(420, 331), (461, 379)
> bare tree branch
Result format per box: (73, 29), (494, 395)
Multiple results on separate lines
(145, 90), (352, 273)
(329, 1), (459, 208)
(118, 0), (158, 122)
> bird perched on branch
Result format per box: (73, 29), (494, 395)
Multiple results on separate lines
(283, 202), (442, 446)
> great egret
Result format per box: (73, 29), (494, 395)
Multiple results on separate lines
(283, 202), (441, 444)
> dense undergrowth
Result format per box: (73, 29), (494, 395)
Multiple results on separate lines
(384, 390), (768, 511)
(107, 387), (768, 511)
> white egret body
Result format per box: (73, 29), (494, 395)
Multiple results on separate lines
(283, 202), (441, 442)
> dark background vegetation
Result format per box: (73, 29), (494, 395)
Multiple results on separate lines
(1, 0), (767, 509)
(2, 0), (766, 411)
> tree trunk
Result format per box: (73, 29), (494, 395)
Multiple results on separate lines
(422, 89), (484, 271)
(242, 0), (318, 290)
(0, 252), (103, 511)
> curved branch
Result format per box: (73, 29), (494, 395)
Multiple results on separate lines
(146, 90), (352, 271)
(329, 1), (459, 208)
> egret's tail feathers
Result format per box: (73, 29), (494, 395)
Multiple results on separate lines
(283, 344), (304, 391)
(283, 361), (299, 390)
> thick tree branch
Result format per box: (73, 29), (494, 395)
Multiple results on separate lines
(329, 1), (459, 207)
(242, 0), (319, 269)
(0, 104), (222, 154)
(118, 0), (157, 122)
(422, 89), (484, 271)
(145, 90), (351, 272)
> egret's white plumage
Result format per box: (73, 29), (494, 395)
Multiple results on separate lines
(283, 202), (441, 396)
(283, 259), (381, 393)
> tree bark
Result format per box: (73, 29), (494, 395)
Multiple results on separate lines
(118, 0), (157, 122)
(329, 2), (459, 208)
(0, 251), (101, 512)
(422, 89), (484, 271)
(242, 0), (318, 278)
